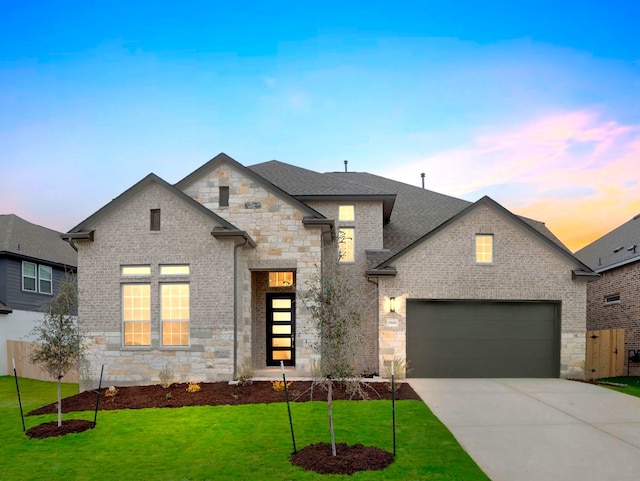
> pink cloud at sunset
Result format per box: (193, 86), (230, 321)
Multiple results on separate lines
(387, 110), (640, 252)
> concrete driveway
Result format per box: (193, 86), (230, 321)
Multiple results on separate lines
(408, 378), (640, 481)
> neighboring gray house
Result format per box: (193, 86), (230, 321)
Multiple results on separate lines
(0, 214), (77, 374)
(65, 153), (596, 385)
(574, 214), (640, 373)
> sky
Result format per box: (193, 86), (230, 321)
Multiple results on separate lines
(1, 1), (639, 252)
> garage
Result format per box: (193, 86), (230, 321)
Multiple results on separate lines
(406, 300), (561, 378)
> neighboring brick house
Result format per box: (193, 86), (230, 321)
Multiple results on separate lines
(65, 153), (596, 385)
(574, 214), (640, 373)
(0, 214), (77, 374)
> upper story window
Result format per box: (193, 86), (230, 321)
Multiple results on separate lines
(160, 265), (190, 276)
(22, 261), (53, 294)
(269, 271), (294, 287)
(475, 234), (493, 264)
(122, 265), (151, 276)
(150, 209), (161, 231)
(339, 227), (355, 262)
(219, 186), (230, 207)
(338, 205), (355, 221)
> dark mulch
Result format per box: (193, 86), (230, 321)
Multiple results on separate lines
(290, 442), (394, 475)
(27, 419), (95, 439)
(28, 380), (420, 415)
(26, 380), (418, 474)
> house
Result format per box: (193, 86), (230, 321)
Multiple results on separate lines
(574, 214), (640, 373)
(0, 214), (77, 375)
(64, 153), (596, 385)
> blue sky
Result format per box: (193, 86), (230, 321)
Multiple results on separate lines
(2, 1), (639, 251)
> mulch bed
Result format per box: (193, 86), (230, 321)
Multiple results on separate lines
(26, 380), (418, 474)
(290, 442), (395, 475)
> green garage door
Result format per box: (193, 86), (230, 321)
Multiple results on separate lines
(406, 300), (560, 378)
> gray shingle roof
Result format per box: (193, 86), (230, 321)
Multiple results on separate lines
(574, 214), (640, 272)
(250, 161), (393, 197)
(248, 162), (573, 266)
(0, 214), (77, 267)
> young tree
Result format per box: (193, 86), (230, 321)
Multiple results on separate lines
(301, 238), (373, 456)
(29, 274), (84, 427)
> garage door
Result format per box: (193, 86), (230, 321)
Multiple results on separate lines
(406, 300), (560, 378)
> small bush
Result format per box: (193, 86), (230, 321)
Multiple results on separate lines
(272, 380), (292, 391)
(236, 358), (254, 386)
(186, 382), (201, 393)
(104, 386), (119, 397)
(159, 365), (175, 389)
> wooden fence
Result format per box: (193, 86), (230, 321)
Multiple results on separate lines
(6, 340), (78, 383)
(584, 329), (625, 380)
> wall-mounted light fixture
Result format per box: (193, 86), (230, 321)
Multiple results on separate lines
(390, 296), (396, 313)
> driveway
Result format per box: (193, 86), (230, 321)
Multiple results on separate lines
(409, 378), (640, 481)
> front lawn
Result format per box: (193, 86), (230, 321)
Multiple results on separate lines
(596, 376), (640, 398)
(0, 376), (489, 480)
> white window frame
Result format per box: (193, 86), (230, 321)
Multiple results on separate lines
(39, 265), (53, 294)
(22, 261), (53, 294)
(604, 294), (621, 305)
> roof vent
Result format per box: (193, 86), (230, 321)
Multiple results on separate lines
(344, 160), (348, 172)
(613, 246), (624, 253)
(629, 245), (637, 253)
(421, 173), (425, 189)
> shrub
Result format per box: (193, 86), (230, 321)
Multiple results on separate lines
(186, 382), (201, 393)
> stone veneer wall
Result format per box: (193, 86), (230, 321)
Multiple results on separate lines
(586, 261), (640, 374)
(377, 204), (588, 379)
(77, 182), (237, 388)
(181, 163), (324, 374)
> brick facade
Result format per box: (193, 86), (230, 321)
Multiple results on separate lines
(376, 203), (588, 379)
(78, 182), (238, 385)
(586, 261), (640, 373)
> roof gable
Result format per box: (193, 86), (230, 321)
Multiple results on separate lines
(575, 213), (640, 272)
(0, 214), (77, 267)
(68, 173), (239, 234)
(176, 153), (325, 220)
(375, 196), (594, 275)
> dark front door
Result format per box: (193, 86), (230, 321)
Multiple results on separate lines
(266, 293), (295, 366)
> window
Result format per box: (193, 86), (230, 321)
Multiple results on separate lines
(122, 265), (151, 276)
(39, 265), (52, 294)
(219, 186), (230, 207)
(269, 271), (294, 287)
(123, 284), (151, 346)
(22, 262), (37, 292)
(150, 209), (161, 231)
(339, 227), (355, 262)
(160, 265), (190, 276)
(475, 234), (493, 263)
(605, 294), (621, 304)
(339, 205), (354, 221)
(161, 284), (190, 346)
(22, 261), (53, 294)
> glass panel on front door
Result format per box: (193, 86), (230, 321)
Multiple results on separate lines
(267, 294), (295, 366)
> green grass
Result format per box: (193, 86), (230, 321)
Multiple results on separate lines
(0, 376), (489, 481)
(597, 376), (640, 398)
